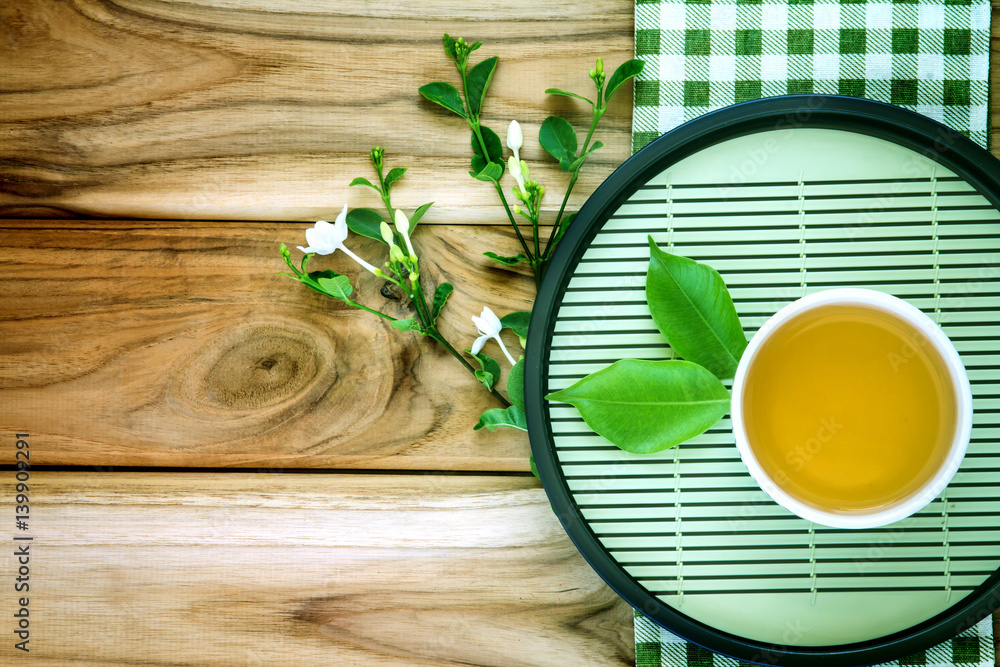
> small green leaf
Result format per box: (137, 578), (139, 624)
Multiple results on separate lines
(471, 126), (505, 176)
(349, 177), (380, 192)
(408, 202), (434, 230)
(545, 88), (595, 107)
(345, 208), (387, 244)
(419, 82), (467, 118)
(470, 162), (502, 182)
(550, 211), (577, 251)
(484, 251), (527, 266)
(466, 56), (498, 117)
(390, 318), (423, 332)
(647, 237), (747, 379)
(529, 453), (539, 478)
(468, 41), (483, 53)
(474, 405), (527, 432)
(539, 116), (578, 171)
(470, 350), (502, 391)
(567, 155), (588, 172)
(431, 282), (453, 323)
(443, 34), (458, 60)
(315, 274), (354, 302)
(500, 311), (530, 341)
(566, 141), (604, 172)
(507, 358), (525, 411)
(382, 167), (407, 192)
(604, 59), (645, 104)
(546, 359), (730, 454)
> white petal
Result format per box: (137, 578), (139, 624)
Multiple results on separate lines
(304, 226), (335, 254)
(471, 315), (489, 337)
(331, 204), (350, 245)
(298, 245), (333, 256)
(480, 306), (502, 334)
(310, 220), (341, 250)
(471, 335), (488, 356)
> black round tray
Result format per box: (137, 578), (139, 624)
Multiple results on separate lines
(525, 95), (1000, 666)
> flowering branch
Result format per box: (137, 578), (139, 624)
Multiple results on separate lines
(279, 149), (513, 409)
(420, 35), (644, 288)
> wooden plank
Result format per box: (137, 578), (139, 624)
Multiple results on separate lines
(0, 219), (547, 469)
(0, 0), (634, 222)
(0, 472), (635, 665)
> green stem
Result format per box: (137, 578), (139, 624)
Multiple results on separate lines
(542, 171), (578, 262)
(348, 299), (397, 321)
(428, 329), (511, 408)
(399, 273), (432, 329)
(411, 276), (434, 329)
(493, 180), (535, 264)
(460, 62), (538, 282)
(542, 108), (604, 262)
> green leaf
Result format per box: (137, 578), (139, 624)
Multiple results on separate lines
(349, 177), (380, 192)
(345, 208), (387, 244)
(550, 211), (577, 250)
(469, 350), (502, 391)
(529, 453), (539, 478)
(315, 274), (354, 302)
(539, 116), (578, 171)
(484, 251), (527, 266)
(604, 59), (645, 105)
(545, 88), (595, 107)
(382, 167), (407, 192)
(407, 202), (434, 229)
(390, 318), (423, 332)
(566, 141), (604, 172)
(431, 282), (453, 323)
(646, 237), (747, 379)
(474, 405), (527, 432)
(546, 359), (730, 454)
(470, 162), (502, 182)
(466, 56), (498, 117)
(470, 126), (504, 176)
(500, 310), (530, 342)
(419, 82), (467, 118)
(468, 41), (483, 53)
(443, 34), (458, 60)
(507, 358), (525, 411)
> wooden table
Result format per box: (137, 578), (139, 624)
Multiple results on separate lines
(0, 1), (996, 664)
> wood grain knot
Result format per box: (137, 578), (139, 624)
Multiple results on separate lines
(204, 330), (317, 410)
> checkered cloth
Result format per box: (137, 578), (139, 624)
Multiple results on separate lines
(632, 0), (991, 153)
(635, 610), (996, 666)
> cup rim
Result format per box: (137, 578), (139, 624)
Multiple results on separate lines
(730, 287), (973, 530)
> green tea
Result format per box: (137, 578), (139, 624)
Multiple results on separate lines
(742, 304), (957, 512)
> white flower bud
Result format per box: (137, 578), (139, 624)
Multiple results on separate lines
(379, 221), (394, 245)
(507, 120), (523, 163)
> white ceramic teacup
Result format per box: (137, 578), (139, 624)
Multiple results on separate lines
(730, 288), (973, 529)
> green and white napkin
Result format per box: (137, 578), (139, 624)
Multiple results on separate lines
(632, 0), (991, 153)
(635, 610), (995, 667)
